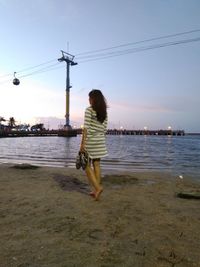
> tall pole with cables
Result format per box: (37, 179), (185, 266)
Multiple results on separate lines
(58, 50), (77, 128)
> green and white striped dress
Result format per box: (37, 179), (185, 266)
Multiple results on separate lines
(84, 106), (108, 159)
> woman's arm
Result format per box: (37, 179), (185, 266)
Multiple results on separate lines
(80, 107), (91, 151)
(80, 127), (87, 152)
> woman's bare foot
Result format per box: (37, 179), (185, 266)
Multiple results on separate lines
(89, 191), (95, 198)
(95, 187), (103, 201)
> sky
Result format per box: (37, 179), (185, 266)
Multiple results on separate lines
(0, 0), (200, 132)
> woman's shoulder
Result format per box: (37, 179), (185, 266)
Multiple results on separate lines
(85, 106), (95, 113)
(85, 106), (92, 111)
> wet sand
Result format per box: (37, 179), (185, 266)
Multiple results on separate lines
(0, 164), (200, 267)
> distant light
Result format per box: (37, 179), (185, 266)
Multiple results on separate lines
(144, 126), (148, 131)
(80, 125), (84, 129)
(168, 126), (172, 130)
(120, 126), (123, 130)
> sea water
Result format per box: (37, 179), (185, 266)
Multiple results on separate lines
(0, 135), (200, 178)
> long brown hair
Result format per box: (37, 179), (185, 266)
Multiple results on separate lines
(89, 89), (107, 123)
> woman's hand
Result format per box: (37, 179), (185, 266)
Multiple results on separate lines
(80, 143), (85, 152)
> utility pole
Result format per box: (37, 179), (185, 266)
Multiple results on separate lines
(58, 50), (77, 129)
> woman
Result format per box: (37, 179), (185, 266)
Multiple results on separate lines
(80, 89), (108, 201)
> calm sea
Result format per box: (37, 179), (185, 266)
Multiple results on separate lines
(0, 135), (200, 178)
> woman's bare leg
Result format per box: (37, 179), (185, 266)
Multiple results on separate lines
(85, 162), (103, 200)
(93, 160), (101, 184)
(85, 165), (100, 192)
(93, 160), (103, 200)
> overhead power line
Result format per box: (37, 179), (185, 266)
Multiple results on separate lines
(75, 28), (200, 57)
(0, 58), (57, 79)
(18, 62), (61, 78)
(0, 63), (62, 85)
(0, 28), (200, 84)
(77, 36), (200, 63)
(16, 58), (58, 74)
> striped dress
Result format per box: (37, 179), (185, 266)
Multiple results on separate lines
(84, 106), (108, 159)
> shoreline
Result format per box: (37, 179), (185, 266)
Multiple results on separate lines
(0, 164), (200, 266)
(1, 161), (199, 182)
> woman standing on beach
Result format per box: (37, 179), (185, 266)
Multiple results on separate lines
(80, 89), (108, 200)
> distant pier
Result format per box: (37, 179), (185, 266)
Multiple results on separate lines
(0, 129), (77, 138)
(106, 129), (185, 136)
(77, 128), (185, 136)
(0, 129), (185, 138)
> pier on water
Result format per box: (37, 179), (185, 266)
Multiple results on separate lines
(106, 129), (185, 136)
(0, 129), (185, 138)
(0, 129), (77, 138)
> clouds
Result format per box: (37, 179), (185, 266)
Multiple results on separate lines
(110, 99), (181, 114)
(0, 1), (200, 132)
(0, 69), (86, 128)
(107, 98), (194, 130)
(0, 78), (62, 121)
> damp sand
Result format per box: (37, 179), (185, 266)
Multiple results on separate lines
(0, 164), (200, 267)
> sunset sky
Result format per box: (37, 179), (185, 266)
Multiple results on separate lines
(0, 0), (200, 132)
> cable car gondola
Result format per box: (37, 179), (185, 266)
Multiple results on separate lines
(13, 72), (20, 85)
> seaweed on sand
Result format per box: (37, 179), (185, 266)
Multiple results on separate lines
(11, 164), (40, 170)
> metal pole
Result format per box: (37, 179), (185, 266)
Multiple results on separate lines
(58, 51), (77, 130)
(66, 62), (70, 127)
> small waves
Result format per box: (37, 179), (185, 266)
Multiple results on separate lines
(0, 135), (200, 177)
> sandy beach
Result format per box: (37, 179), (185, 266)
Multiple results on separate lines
(0, 164), (200, 267)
